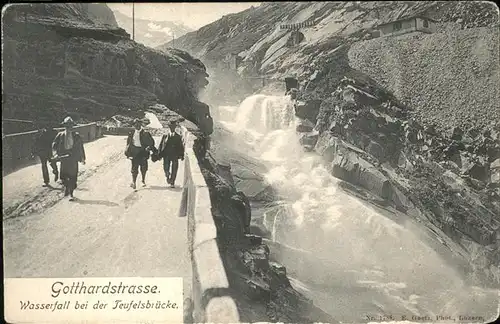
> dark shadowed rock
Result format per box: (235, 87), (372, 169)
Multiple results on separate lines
(294, 99), (322, 122)
(451, 126), (464, 141)
(216, 161), (234, 186)
(366, 140), (385, 161)
(465, 160), (490, 182)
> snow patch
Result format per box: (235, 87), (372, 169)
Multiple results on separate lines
(148, 22), (162, 31)
(148, 22), (172, 35)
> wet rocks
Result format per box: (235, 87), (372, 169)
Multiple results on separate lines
(299, 132), (319, 151)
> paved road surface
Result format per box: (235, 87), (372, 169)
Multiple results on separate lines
(3, 135), (191, 300)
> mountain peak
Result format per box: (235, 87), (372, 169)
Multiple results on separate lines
(109, 9), (193, 48)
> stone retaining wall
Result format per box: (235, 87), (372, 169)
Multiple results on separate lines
(179, 126), (240, 323)
(2, 122), (102, 176)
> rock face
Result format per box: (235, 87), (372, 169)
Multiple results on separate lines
(295, 70), (500, 287)
(348, 27), (499, 130)
(2, 3), (211, 134)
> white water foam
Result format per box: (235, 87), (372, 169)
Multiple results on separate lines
(144, 112), (163, 129)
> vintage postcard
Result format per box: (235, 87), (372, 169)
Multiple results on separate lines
(2, 2), (500, 323)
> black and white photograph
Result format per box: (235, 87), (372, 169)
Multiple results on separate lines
(2, 1), (500, 323)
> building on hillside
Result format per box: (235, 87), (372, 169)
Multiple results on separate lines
(376, 16), (437, 37)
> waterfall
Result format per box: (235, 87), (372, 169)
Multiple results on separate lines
(233, 94), (295, 134)
(215, 94), (498, 323)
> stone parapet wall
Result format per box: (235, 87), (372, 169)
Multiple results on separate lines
(179, 125), (240, 323)
(2, 122), (102, 176)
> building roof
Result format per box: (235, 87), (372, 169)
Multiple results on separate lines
(377, 15), (439, 27)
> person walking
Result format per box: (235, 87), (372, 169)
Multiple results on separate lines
(158, 120), (184, 188)
(125, 118), (155, 189)
(33, 125), (59, 187)
(52, 117), (86, 201)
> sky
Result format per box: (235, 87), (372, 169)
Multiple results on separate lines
(106, 3), (261, 30)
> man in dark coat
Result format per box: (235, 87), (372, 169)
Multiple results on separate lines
(158, 120), (185, 188)
(33, 125), (59, 186)
(52, 117), (86, 201)
(125, 118), (155, 189)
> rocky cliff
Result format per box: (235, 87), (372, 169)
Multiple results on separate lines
(2, 3), (212, 135)
(295, 73), (500, 286)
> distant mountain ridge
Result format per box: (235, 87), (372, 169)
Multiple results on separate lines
(111, 10), (193, 48)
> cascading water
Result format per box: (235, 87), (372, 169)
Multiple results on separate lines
(218, 94), (499, 323)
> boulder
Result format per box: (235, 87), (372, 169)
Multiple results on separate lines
(466, 161), (490, 182)
(342, 85), (380, 107)
(442, 170), (467, 193)
(314, 132), (340, 162)
(294, 99), (322, 122)
(451, 126), (464, 141)
(424, 124), (438, 136)
(331, 151), (392, 199)
(299, 132), (319, 150)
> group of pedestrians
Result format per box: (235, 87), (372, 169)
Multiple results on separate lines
(125, 118), (184, 190)
(32, 116), (185, 201)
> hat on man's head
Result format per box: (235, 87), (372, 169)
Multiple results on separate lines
(61, 116), (76, 126)
(133, 118), (142, 125)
